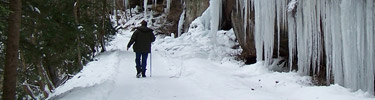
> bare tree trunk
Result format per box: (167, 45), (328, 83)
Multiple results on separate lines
(77, 36), (82, 67)
(74, 0), (83, 68)
(45, 58), (59, 87)
(123, 0), (128, 21)
(74, 0), (80, 24)
(113, 0), (118, 26)
(99, 32), (106, 52)
(2, 0), (21, 99)
(22, 83), (37, 99)
(20, 51), (40, 98)
(100, 0), (107, 52)
(38, 62), (55, 91)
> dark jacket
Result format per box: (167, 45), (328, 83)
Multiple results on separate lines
(127, 26), (155, 53)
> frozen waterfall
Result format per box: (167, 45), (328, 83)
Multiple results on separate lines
(237, 0), (375, 94)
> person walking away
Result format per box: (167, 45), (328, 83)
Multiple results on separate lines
(127, 20), (156, 78)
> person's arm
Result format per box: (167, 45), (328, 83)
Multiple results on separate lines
(151, 31), (156, 42)
(127, 31), (138, 50)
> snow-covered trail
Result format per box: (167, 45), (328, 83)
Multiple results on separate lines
(52, 29), (249, 99)
(48, 29), (374, 100)
(106, 50), (223, 100)
(104, 32), (228, 100)
(50, 31), (244, 100)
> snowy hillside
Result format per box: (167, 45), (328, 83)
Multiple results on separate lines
(46, 9), (374, 100)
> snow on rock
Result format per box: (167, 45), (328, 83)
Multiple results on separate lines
(155, 18), (239, 62)
(287, 0), (298, 12)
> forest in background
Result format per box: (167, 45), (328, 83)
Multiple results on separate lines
(0, 0), (125, 99)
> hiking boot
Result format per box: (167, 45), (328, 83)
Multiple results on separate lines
(136, 66), (142, 78)
(142, 70), (146, 77)
(136, 73), (142, 78)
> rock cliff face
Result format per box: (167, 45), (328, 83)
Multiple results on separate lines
(183, 0), (209, 33)
(164, 0), (183, 35)
(128, 0), (209, 36)
(127, 0), (289, 66)
(221, 0), (234, 30)
(230, 1), (257, 64)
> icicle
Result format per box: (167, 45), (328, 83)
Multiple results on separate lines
(276, 0), (287, 57)
(205, 0), (222, 60)
(244, 0), (248, 45)
(254, 0), (262, 62)
(365, 0), (374, 93)
(287, 0), (297, 71)
(123, 0), (129, 21)
(323, 0), (373, 93)
(113, 0), (118, 26)
(276, 0), (280, 57)
(166, 0), (171, 13)
(292, 0), (322, 75)
(236, 0), (239, 14)
(125, 0), (128, 9)
(251, 0), (375, 93)
(210, 0), (221, 45)
(322, 0), (333, 85)
(144, 0), (148, 20)
(339, 0), (375, 93)
(178, 9), (185, 37)
(341, 0), (360, 90)
(253, 0), (275, 65)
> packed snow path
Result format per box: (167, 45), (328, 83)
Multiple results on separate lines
(48, 29), (374, 100)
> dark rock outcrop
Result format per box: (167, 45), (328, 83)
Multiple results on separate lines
(221, 0), (234, 30)
(230, 1), (257, 64)
(163, 0), (183, 35)
(184, 0), (210, 33)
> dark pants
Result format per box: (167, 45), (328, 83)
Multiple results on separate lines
(135, 52), (148, 75)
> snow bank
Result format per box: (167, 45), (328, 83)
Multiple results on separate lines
(47, 51), (120, 99)
(233, 62), (373, 100)
(154, 18), (240, 62)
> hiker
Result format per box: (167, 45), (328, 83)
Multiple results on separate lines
(127, 20), (156, 78)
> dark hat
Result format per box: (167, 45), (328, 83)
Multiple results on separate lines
(140, 20), (147, 26)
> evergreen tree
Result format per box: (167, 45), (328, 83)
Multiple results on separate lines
(0, 2), (10, 94)
(1, 0), (117, 99)
(2, 0), (21, 99)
